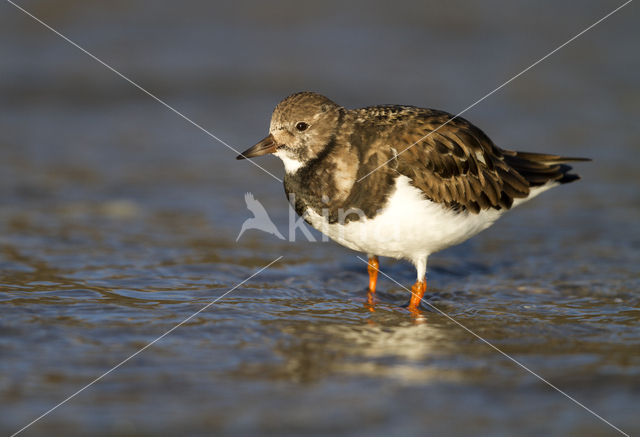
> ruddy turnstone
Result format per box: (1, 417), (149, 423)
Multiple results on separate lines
(237, 92), (589, 312)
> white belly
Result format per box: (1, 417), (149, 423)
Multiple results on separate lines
(304, 175), (505, 260)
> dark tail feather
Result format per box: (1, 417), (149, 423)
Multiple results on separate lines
(502, 150), (591, 187)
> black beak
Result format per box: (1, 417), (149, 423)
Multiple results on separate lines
(236, 134), (278, 160)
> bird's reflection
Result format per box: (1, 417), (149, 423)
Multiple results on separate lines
(231, 307), (456, 384)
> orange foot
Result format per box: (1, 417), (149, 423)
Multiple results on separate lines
(367, 256), (379, 294)
(366, 256), (379, 311)
(407, 279), (426, 313)
(366, 291), (376, 312)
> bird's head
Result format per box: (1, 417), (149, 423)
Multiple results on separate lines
(237, 92), (343, 174)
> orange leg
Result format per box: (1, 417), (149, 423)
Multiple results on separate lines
(367, 256), (379, 294)
(366, 256), (379, 309)
(407, 279), (426, 312)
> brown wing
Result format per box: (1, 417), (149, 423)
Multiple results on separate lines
(379, 109), (585, 214)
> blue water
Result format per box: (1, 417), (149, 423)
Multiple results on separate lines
(1, 1), (639, 436)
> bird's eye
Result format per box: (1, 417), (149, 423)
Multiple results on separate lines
(295, 122), (309, 132)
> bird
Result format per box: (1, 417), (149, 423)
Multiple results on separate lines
(236, 192), (285, 241)
(236, 91), (589, 312)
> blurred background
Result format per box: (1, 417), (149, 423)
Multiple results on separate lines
(1, 1), (638, 436)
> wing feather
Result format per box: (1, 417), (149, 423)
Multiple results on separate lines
(350, 105), (587, 214)
(382, 111), (527, 212)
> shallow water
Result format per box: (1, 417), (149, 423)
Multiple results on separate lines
(1, 1), (639, 436)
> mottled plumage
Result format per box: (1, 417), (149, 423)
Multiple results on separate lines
(237, 92), (589, 312)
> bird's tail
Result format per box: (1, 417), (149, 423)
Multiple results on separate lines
(502, 150), (591, 186)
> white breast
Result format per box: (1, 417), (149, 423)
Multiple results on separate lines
(304, 175), (543, 261)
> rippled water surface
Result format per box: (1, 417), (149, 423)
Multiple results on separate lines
(1, 1), (639, 436)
